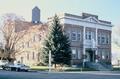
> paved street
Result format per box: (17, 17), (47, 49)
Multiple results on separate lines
(0, 70), (120, 79)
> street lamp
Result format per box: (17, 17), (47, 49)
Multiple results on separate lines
(49, 50), (52, 72)
(44, 46), (52, 72)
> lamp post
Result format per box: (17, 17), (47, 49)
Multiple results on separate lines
(49, 50), (51, 72)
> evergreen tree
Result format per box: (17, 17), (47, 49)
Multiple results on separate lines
(42, 15), (71, 66)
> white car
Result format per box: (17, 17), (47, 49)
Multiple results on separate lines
(2, 63), (30, 72)
(0, 60), (8, 68)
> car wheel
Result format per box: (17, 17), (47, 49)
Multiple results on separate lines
(25, 70), (28, 72)
(15, 68), (17, 71)
(2, 67), (5, 70)
(16, 68), (20, 72)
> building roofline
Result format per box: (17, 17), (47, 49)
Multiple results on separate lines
(55, 13), (112, 26)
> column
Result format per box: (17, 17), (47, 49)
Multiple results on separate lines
(95, 28), (98, 63)
(83, 27), (86, 67)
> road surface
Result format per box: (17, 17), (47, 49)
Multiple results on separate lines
(0, 70), (120, 79)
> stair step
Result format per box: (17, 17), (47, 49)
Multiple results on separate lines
(86, 62), (111, 71)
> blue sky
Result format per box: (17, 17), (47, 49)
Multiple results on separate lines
(0, 0), (119, 26)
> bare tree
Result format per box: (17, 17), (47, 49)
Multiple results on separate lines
(0, 13), (27, 62)
(112, 26), (120, 46)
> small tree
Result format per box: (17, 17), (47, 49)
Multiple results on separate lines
(42, 15), (71, 68)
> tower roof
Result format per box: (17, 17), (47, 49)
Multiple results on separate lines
(32, 6), (40, 10)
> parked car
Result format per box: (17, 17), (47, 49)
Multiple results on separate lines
(2, 63), (30, 72)
(0, 60), (8, 68)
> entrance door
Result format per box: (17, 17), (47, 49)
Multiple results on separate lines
(86, 49), (95, 62)
(89, 51), (95, 62)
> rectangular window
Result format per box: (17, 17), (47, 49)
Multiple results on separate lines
(98, 49), (102, 59)
(86, 31), (92, 40)
(27, 42), (30, 48)
(85, 34), (87, 40)
(106, 35), (109, 44)
(101, 49), (108, 60)
(77, 33), (81, 41)
(78, 50), (81, 59)
(88, 34), (91, 40)
(98, 35), (101, 44)
(37, 53), (40, 61)
(27, 53), (29, 60)
(85, 32), (88, 39)
(102, 50), (105, 59)
(101, 36), (105, 44)
(98, 34), (110, 45)
(72, 49), (76, 59)
(98, 36), (101, 44)
(33, 35), (36, 42)
(98, 34), (107, 44)
(71, 32), (77, 41)
(103, 50), (109, 60)
(32, 52), (35, 60)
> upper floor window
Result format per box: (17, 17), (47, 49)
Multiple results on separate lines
(33, 35), (36, 42)
(98, 34), (110, 44)
(32, 34), (40, 42)
(71, 32), (77, 41)
(27, 41), (30, 48)
(86, 31), (92, 40)
(32, 52), (35, 60)
(98, 35), (101, 44)
(86, 31), (95, 40)
(37, 53), (40, 61)
(39, 35), (41, 41)
(101, 36), (106, 44)
(106, 35), (110, 44)
(77, 33), (81, 41)
(27, 53), (29, 60)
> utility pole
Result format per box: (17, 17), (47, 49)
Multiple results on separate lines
(49, 51), (51, 72)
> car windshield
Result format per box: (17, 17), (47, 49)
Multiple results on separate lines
(18, 64), (25, 66)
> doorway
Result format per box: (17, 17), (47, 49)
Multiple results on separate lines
(86, 49), (95, 62)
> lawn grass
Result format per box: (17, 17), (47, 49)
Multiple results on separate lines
(30, 66), (97, 71)
(30, 66), (49, 71)
(112, 67), (120, 71)
(65, 67), (97, 71)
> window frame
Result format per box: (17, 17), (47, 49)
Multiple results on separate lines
(71, 32), (77, 41)
(72, 48), (77, 59)
(77, 32), (81, 41)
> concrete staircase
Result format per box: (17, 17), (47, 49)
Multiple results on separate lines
(85, 62), (112, 71)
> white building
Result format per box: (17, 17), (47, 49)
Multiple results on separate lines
(48, 13), (113, 70)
